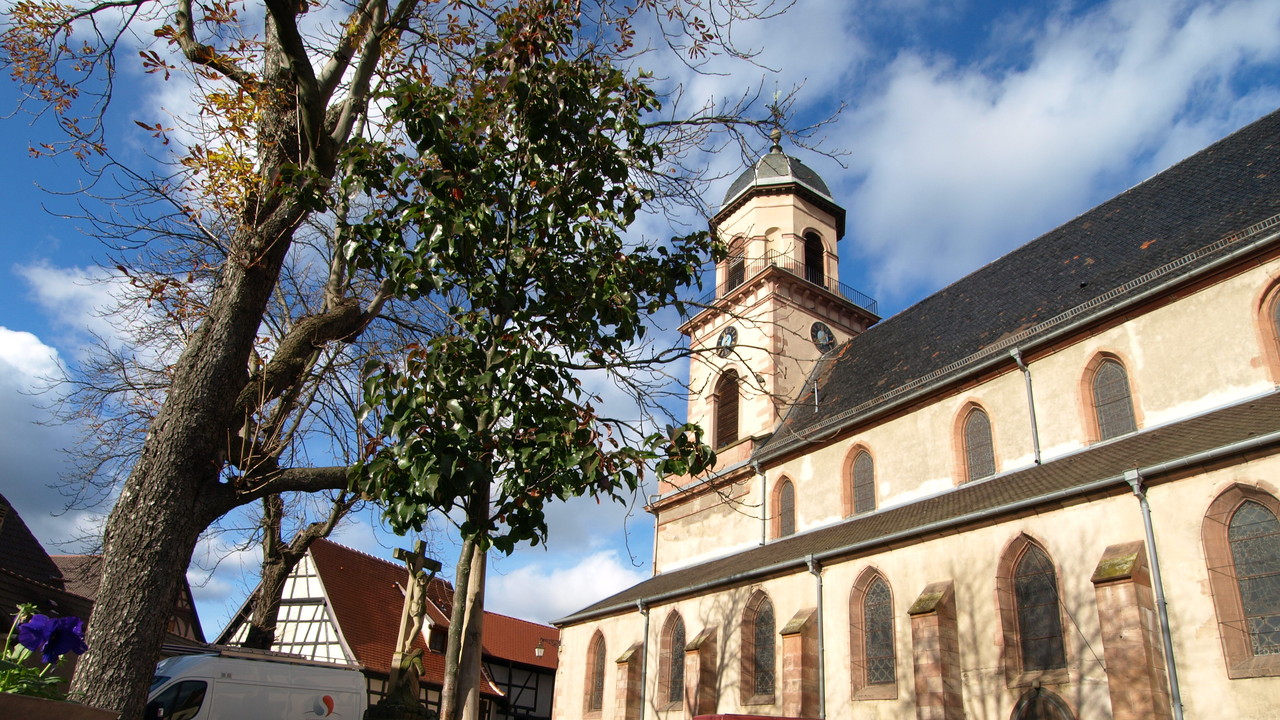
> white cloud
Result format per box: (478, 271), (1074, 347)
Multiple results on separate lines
(833, 0), (1280, 307)
(16, 262), (121, 347)
(487, 550), (649, 624)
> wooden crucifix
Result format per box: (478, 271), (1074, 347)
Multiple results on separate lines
(387, 540), (442, 704)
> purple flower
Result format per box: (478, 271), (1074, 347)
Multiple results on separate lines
(18, 614), (88, 664)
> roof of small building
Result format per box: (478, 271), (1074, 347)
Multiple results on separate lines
(0, 495), (94, 623)
(759, 107), (1280, 462)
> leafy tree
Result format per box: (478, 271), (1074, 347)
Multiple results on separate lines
(2, 0), (799, 715)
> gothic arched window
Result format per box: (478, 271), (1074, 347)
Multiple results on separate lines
(803, 233), (825, 287)
(715, 370), (740, 448)
(963, 407), (995, 482)
(850, 569), (897, 699)
(1204, 485), (1280, 677)
(741, 591), (776, 703)
(1014, 545), (1067, 672)
(584, 631), (606, 714)
(776, 479), (796, 538)
(1092, 358), (1137, 440)
(852, 451), (875, 515)
(660, 612), (686, 708)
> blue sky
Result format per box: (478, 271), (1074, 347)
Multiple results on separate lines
(2, 0), (1279, 636)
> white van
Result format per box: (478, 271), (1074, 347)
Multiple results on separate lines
(146, 649), (368, 720)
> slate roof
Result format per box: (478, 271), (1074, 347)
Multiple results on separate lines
(723, 145), (833, 206)
(306, 538), (557, 688)
(759, 109), (1280, 462)
(0, 494), (94, 623)
(560, 390), (1280, 625)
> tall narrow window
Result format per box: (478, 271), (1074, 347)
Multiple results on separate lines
(850, 569), (897, 699)
(777, 480), (796, 538)
(803, 233), (824, 286)
(1014, 545), (1067, 672)
(660, 612), (687, 707)
(741, 591), (776, 703)
(715, 370), (740, 448)
(853, 451), (876, 515)
(1092, 358), (1137, 440)
(1229, 501), (1280, 656)
(963, 407), (995, 482)
(725, 241), (746, 293)
(1203, 485), (1280, 678)
(585, 631), (606, 714)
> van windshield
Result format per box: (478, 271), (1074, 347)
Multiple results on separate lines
(149, 675), (170, 693)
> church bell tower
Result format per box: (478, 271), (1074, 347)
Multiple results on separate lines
(679, 131), (880, 469)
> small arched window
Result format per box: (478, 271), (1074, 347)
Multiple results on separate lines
(963, 407), (995, 482)
(741, 591), (776, 702)
(660, 612), (686, 707)
(1014, 545), (1067, 672)
(725, 240), (746, 294)
(584, 631), (606, 714)
(852, 451), (876, 515)
(777, 480), (796, 538)
(715, 370), (740, 448)
(803, 233), (824, 287)
(1204, 485), (1280, 677)
(1092, 358), (1137, 440)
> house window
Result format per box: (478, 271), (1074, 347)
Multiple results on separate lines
(741, 591), (775, 703)
(963, 407), (995, 482)
(803, 233), (824, 286)
(1092, 358), (1137, 440)
(660, 612), (686, 707)
(852, 451), (875, 514)
(850, 569), (897, 699)
(585, 631), (606, 714)
(777, 480), (796, 538)
(715, 370), (740, 448)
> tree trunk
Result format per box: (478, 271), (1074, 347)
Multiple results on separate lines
(241, 558), (290, 650)
(439, 537), (475, 720)
(458, 544), (486, 720)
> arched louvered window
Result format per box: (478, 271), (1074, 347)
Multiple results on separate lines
(741, 592), (776, 701)
(1229, 500), (1280, 656)
(1092, 358), (1137, 440)
(660, 612), (686, 707)
(777, 480), (795, 538)
(853, 451), (876, 514)
(1014, 545), (1067, 672)
(963, 407), (995, 482)
(803, 233), (824, 287)
(715, 370), (740, 448)
(585, 631), (606, 713)
(725, 241), (746, 293)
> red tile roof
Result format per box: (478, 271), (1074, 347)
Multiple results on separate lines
(308, 539), (558, 689)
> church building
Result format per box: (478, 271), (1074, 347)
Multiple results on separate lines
(551, 109), (1280, 720)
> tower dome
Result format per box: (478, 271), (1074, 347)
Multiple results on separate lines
(722, 129), (833, 208)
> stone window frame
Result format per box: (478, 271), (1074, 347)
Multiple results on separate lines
(1257, 278), (1280, 384)
(842, 446), (876, 517)
(772, 477), (796, 539)
(740, 589), (777, 706)
(584, 629), (607, 716)
(849, 567), (897, 700)
(1081, 352), (1141, 443)
(1010, 686), (1077, 720)
(714, 369), (740, 449)
(802, 231), (826, 287)
(995, 533), (1071, 688)
(955, 403), (997, 484)
(657, 610), (686, 710)
(1202, 482), (1280, 678)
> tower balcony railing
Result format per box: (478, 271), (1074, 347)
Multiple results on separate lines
(681, 252), (878, 319)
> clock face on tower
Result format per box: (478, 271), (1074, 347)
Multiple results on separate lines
(811, 322), (836, 353)
(716, 326), (738, 357)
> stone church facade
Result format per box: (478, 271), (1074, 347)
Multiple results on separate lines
(551, 109), (1280, 720)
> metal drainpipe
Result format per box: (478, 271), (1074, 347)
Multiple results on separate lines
(637, 600), (650, 720)
(1010, 348), (1042, 464)
(1124, 469), (1184, 720)
(805, 555), (826, 719)
(753, 459), (767, 546)
(650, 496), (660, 576)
